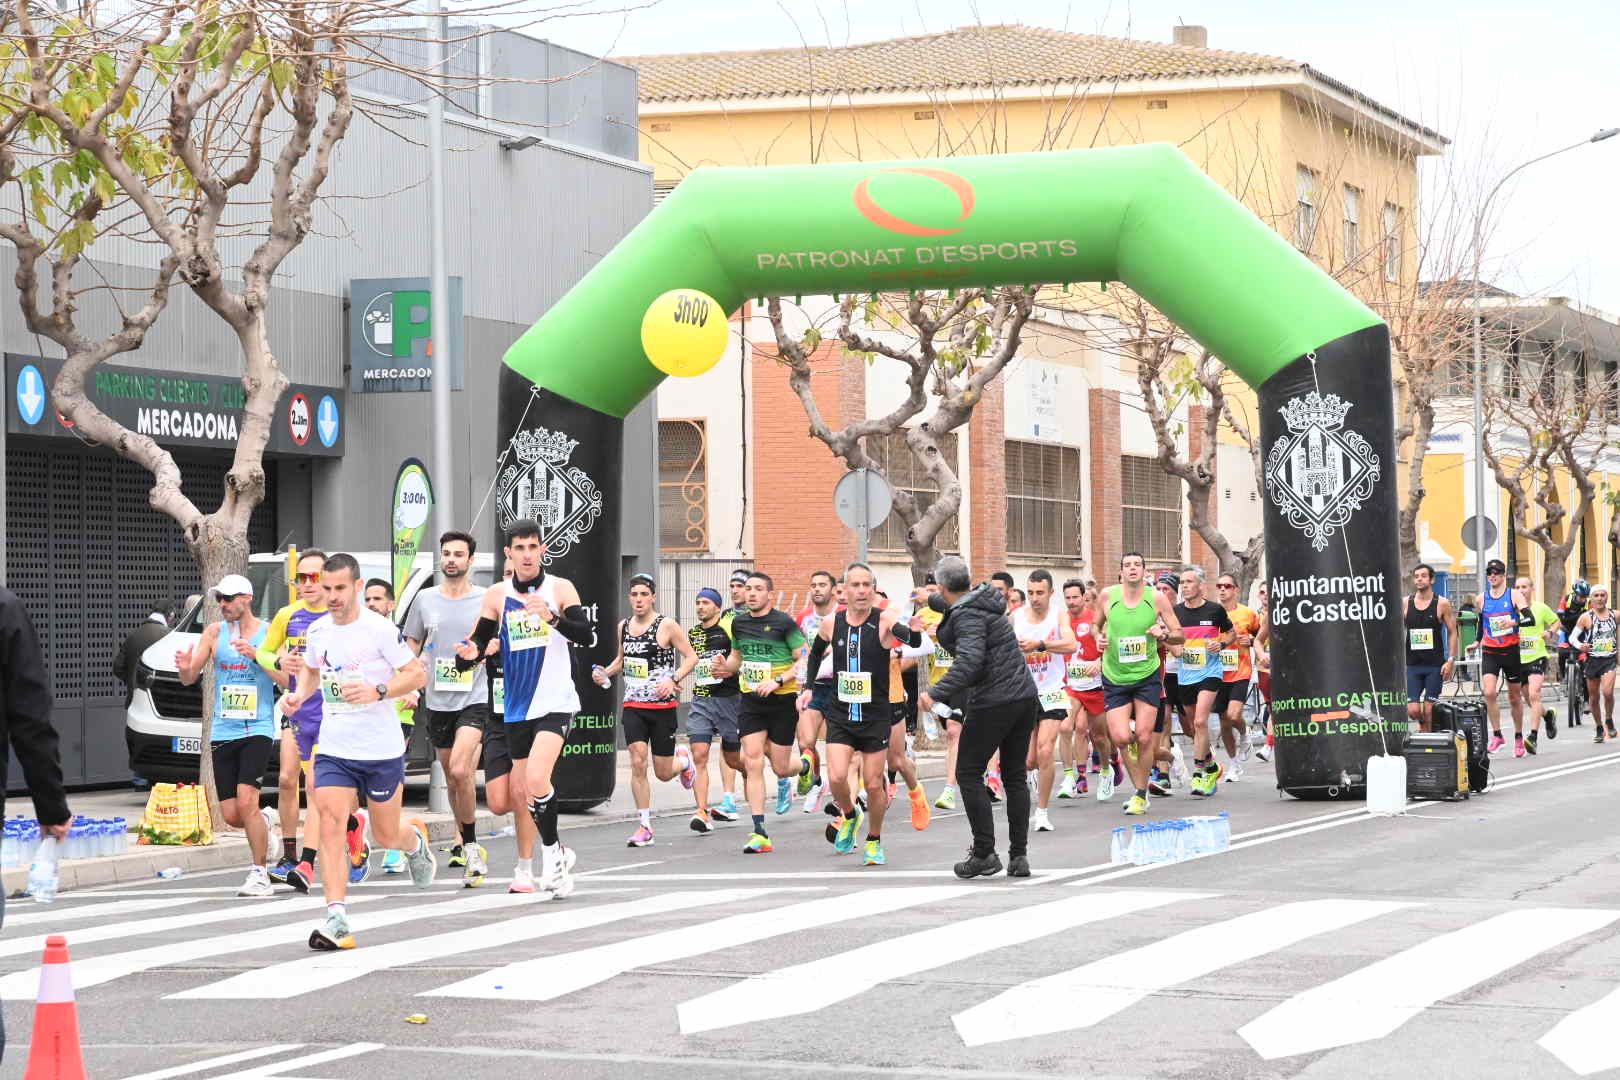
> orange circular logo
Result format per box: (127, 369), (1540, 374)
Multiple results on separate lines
(853, 167), (976, 237)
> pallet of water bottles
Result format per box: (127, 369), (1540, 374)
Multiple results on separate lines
(1110, 812), (1231, 866)
(1, 815), (131, 868)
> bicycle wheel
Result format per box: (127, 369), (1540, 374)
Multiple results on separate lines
(1567, 657), (1584, 729)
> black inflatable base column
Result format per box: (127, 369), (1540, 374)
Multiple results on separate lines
(494, 369), (621, 812)
(1258, 324), (1407, 799)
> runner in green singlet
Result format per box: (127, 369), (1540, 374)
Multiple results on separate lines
(1096, 552), (1183, 816)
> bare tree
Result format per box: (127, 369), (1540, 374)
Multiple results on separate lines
(1482, 315), (1616, 603)
(765, 289), (1033, 581)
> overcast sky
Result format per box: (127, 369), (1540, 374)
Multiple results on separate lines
(530, 0), (1619, 312)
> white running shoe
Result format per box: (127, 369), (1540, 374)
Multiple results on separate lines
(1032, 808), (1055, 832)
(801, 782), (825, 814)
(1096, 769), (1115, 802)
(508, 862), (537, 894)
(542, 843), (577, 900)
(1170, 744), (1189, 785)
(1225, 757), (1246, 783)
(236, 866), (274, 898)
(1255, 743), (1274, 762)
(1055, 771), (1077, 800)
(1236, 737), (1252, 764)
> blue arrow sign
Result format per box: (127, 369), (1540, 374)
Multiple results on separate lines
(15, 364), (45, 426)
(317, 395), (340, 448)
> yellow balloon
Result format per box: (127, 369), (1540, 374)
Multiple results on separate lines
(641, 289), (728, 378)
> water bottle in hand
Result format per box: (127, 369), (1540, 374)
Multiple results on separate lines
(27, 836), (61, 903)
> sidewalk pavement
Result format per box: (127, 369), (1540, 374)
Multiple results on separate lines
(5, 749), (949, 898)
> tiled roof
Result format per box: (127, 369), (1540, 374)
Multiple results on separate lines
(620, 23), (1302, 103)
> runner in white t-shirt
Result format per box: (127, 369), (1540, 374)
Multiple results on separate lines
(279, 553), (435, 951)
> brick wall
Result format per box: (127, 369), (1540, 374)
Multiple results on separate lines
(968, 377), (1008, 577)
(1186, 404), (1218, 575)
(749, 340), (863, 606)
(1088, 388), (1122, 580)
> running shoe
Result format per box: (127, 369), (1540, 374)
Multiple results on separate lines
(1096, 768), (1115, 802)
(690, 812), (714, 835)
(1255, 743), (1274, 762)
(675, 745), (697, 790)
(834, 807), (864, 854)
(463, 843), (489, 887)
(508, 863), (537, 894)
(985, 771), (1004, 801)
(801, 782), (825, 814)
(627, 824), (655, 848)
(380, 849), (407, 875)
(718, 791), (740, 818)
(1225, 757), (1245, 783)
(1123, 793), (1149, 815)
(404, 819), (437, 887)
(1545, 709), (1559, 739)
(1170, 744), (1189, 784)
(541, 843), (577, 899)
(953, 849), (1003, 879)
(1075, 775), (1089, 796)
(1487, 733), (1506, 754)
(1056, 770), (1078, 799)
(1032, 808), (1054, 832)
(1007, 854), (1031, 878)
(797, 748), (820, 797)
(237, 866), (274, 898)
(826, 813), (843, 845)
(286, 860), (315, 894)
(308, 911), (354, 951)
(1596, 726), (1607, 745)
(1089, 750), (1101, 774)
(1148, 772), (1172, 798)
(1190, 771), (1214, 798)
(1236, 737), (1252, 764)
(1525, 731), (1539, 755)
(1111, 756), (1125, 787)
(447, 844), (467, 868)
(1206, 760), (1226, 786)
(1514, 736), (1527, 759)
(863, 839), (886, 866)
(743, 832), (774, 854)
(1608, 723), (1617, 740)
(909, 785), (932, 830)
(775, 778), (793, 814)
(934, 786), (957, 811)
(268, 854), (297, 885)
(347, 810), (371, 884)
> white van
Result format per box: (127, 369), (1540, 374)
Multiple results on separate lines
(125, 549), (495, 782)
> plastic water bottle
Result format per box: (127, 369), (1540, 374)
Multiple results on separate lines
(27, 836), (60, 903)
(1215, 811), (1231, 852)
(156, 866), (185, 879)
(1, 822), (17, 869)
(922, 707), (941, 741)
(1171, 821), (1188, 862)
(1110, 826), (1128, 865)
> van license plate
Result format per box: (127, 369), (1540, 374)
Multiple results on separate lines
(171, 737), (202, 754)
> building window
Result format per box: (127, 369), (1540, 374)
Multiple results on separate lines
(658, 419), (708, 553)
(1342, 184), (1361, 263)
(864, 430), (960, 553)
(1122, 455), (1184, 563)
(1005, 440), (1083, 558)
(1383, 203), (1401, 282)
(1295, 165), (1319, 251)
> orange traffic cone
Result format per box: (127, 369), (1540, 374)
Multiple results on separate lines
(23, 934), (86, 1080)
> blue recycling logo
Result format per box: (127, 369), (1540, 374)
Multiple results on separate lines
(15, 364), (46, 426)
(317, 395), (340, 448)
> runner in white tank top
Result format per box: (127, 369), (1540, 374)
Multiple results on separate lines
(1012, 571), (1077, 831)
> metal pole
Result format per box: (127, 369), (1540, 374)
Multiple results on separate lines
(426, 0), (452, 816)
(857, 468), (869, 563)
(428, 0), (453, 544)
(1469, 129), (1616, 606)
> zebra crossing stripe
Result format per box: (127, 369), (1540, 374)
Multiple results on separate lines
(1238, 907), (1620, 1060)
(0, 890), (524, 999)
(1538, 983), (1620, 1075)
(952, 898), (1410, 1047)
(0, 896), (331, 961)
(2, 896), (204, 928)
(176, 889), (767, 1000)
(676, 889), (1195, 1035)
(116, 1044), (307, 1080)
(429, 885), (975, 1002)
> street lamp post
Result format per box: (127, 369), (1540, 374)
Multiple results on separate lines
(1469, 127), (1618, 608)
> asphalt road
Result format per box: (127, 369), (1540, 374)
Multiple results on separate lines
(7, 725), (1620, 1080)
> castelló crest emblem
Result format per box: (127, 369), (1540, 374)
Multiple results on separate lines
(495, 423), (603, 564)
(1263, 391), (1380, 551)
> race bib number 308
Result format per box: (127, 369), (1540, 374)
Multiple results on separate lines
(837, 670), (872, 705)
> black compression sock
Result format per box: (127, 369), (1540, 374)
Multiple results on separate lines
(528, 790), (560, 847)
(460, 821), (477, 846)
(867, 833), (880, 843)
(752, 814), (766, 835)
(282, 838), (297, 860)
(300, 847), (317, 865)
(1492, 730), (1504, 738)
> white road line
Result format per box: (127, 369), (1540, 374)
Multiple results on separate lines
(437, 885), (975, 1002)
(2, 897), (205, 927)
(1539, 984), (1620, 1075)
(1238, 907), (1620, 1059)
(0, 897), (332, 961)
(213, 1042), (382, 1079)
(175, 889), (767, 1000)
(0, 890), (530, 998)
(581, 868), (1092, 882)
(951, 897), (1410, 1047)
(676, 888), (1196, 1035)
(576, 859), (663, 877)
(117, 1044), (306, 1080)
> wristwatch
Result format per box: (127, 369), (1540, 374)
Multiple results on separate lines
(374, 683), (389, 701)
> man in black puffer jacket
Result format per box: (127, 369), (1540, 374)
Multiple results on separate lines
(919, 556), (1038, 879)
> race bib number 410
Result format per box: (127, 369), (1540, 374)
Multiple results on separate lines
(1116, 636), (1148, 663)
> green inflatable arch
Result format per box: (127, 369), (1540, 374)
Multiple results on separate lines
(497, 143), (1406, 805)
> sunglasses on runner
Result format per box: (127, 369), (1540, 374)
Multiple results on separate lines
(213, 592), (246, 602)
(1216, 583), (1236, 589)
(295, 572), (323, 584)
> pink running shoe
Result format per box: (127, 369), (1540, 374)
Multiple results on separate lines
(627, 824), (655, 848)
(676, 746), (696, 790)
(1487, 734), (1506, 754)
(1513, 737), (1526, 759)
